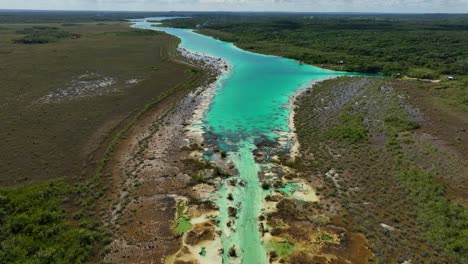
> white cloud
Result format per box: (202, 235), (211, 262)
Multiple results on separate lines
(0, 0), (466, 12)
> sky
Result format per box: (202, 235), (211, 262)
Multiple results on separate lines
(0, 0), (467, 13)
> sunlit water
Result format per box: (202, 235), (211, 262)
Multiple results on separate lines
(132, 18), (359, 263)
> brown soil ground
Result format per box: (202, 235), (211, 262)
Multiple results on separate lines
(101, 62), (219, 263)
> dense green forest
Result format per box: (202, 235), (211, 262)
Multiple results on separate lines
(0, 180), (110, 263)
(164, 14), (468, 77)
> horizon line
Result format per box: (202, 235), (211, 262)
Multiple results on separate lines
(0, 9), (467, 15)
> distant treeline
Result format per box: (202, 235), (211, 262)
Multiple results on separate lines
(163, 14), (468, 77)
(0, 10), (194, 23)
(2, 11), (468, 76)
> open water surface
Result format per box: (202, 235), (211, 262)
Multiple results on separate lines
(132, 18), (361, 263)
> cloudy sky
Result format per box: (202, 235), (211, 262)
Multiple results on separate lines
(0, 0), (467, 13)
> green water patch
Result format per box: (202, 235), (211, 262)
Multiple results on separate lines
(176, 217), (192, 235)
(277, 182), (300, 196)
(199, 247), (207, 257)
(175, 199), (191, 235)
(267, 241), (296, 257)
(322, 234), (334, 241)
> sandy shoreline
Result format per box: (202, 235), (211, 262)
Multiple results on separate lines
(103, 46), (231, 264)
(178, 47), (231, 145)
(284, 77), (337, 160)
(170, 48), (231, 264)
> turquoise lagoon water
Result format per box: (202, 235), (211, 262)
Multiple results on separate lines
(132, 19), (357, 263)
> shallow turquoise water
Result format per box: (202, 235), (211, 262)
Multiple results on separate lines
(132, 18), (357, 263)
(277, 183), (300, 196)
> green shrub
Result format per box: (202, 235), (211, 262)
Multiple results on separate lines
(407, 68), (439, 79)
(461, 96), (468, 106)
(14, 26), (71, 44)
(0, 180), (107, 263)
(331, 113), (368, 144)
(384, 116), (420, 132)
(400, 169), (468, 263)
(185, 68), (200, 75)
(146, 66), (160, 71)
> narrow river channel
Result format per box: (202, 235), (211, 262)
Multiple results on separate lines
(132, 18), (355, 264)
